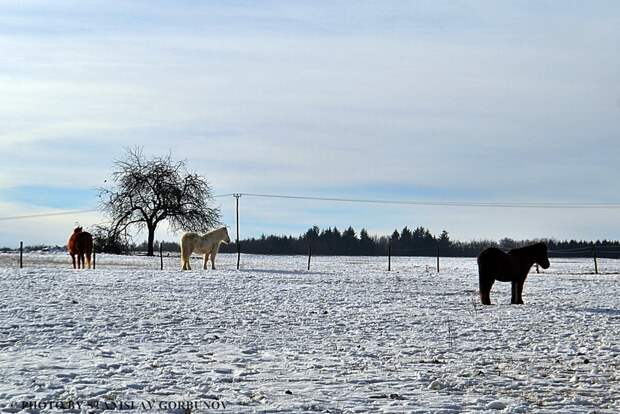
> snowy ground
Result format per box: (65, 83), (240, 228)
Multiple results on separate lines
(0, 253), (618, 413)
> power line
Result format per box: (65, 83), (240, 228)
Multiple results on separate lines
(0, 209), (99, 222)
(0, 193), (235, 222)
(237, 193), (620, 209)
(1, 192), (619, 222)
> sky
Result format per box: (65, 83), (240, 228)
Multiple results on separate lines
(1, 0), (619, 247)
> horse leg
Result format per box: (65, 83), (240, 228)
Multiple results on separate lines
(86, 252), (92, 269)
(516, 277), (526, 304)
(210, 250), (217, 270)
(71, 254), (76, 269)
(181, 253), (188, 270)
(180, 244), (186, 270)
(511, 281), (518, 304)
(479, 273), (494, 305)
(480, 286), (493, 305)
(203, 253), (209, 270)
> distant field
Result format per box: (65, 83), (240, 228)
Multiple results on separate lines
(0, 254), (618, 412)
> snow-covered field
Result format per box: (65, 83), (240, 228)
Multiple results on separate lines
(0, 253), (618, 413)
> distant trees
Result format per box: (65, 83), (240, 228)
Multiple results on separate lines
(359, 229), (375, 255)
(217, 225), (620, 258)
(400, 226), (412, 249)
(220, 225), (447, 256)
(341, 226), (357, 254)
(91, 224), (132, 254)
(390, 229), (400, 251)
(438, 230), (451, 250)
(499, 238), (518, 249)
(98, 147), (221, 256)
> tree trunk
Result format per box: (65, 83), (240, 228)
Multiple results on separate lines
(147, 224), (156, 256)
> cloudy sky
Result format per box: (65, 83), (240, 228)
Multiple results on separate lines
(1, 1), (619, 246)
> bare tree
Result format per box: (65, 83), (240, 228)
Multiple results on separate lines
(99, 148), (221, 256)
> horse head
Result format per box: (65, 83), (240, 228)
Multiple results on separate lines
(222, 227), (231, 244)
(73, 226), (83, 234)
(535, 242), (550, 269)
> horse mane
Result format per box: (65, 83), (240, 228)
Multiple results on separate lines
(210, 226), (228, 233)
(509, 242), (547, 256)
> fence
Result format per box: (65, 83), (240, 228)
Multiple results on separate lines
(6, 239), (620, 275)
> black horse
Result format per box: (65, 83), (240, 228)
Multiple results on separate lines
(477, 242), (550, 305)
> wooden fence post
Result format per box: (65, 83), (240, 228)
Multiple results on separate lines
(307, 244), (312, 271)
(160, 243), (164, 270)
(388, 242), (391, 271)
(19, 241), (23, 269)
(593, 246), (599, 274)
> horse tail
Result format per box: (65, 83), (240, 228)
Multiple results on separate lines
(85, 251), (92, 269)
(84, 233), (93, 269)
(180, 234), (188, 255)
(478, 267), (491, 305)
(477, 250), (495, 305)
(180, 233), (191, 270)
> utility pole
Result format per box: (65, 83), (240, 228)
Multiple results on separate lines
(234, 193), (241, 270)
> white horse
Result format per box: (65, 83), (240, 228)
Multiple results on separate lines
(180, 227), (231, 270)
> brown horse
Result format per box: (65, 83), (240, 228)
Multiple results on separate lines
(477, 242), (550, 305)
(67, 226), (93, 269)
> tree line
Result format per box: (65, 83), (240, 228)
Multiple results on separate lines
(5, 225), (619, 258)
(214, 226), (620, 258)
(106, 225), (619, 258)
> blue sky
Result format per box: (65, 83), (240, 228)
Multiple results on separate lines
(1, 1), (619, 246)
